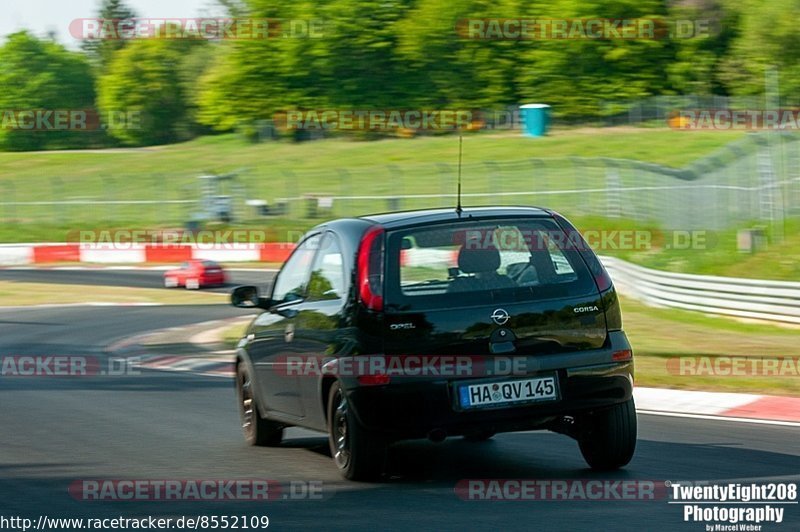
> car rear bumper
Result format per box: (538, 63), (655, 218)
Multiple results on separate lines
(342, 330), (634, 439)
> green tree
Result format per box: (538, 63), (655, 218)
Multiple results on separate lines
(81, 0), (138, 68)
(719, 0), (800, 103)
(197, 0), (418, 132)
(196, 0), (296, 131)
(178, 44), (218, 134)
(0, 32), (96, 151)
(98, 37), (204, 145)
(666, 0), (740, 96)
(395, 0), (524, 108)
(514, 0), (673, 119)
(303, 0), (417, 108)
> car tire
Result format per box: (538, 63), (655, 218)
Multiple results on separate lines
(327, 381), (386, 481)
(164, 276), (178, 288)
(578, 397), (637, 470)
(463, 430), (495, 442)
(185, 278), (200, 290)
(236, 364), (283, 446)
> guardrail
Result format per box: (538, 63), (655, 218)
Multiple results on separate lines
(600, 256), (800, 325)
(2, 242), (798, 325)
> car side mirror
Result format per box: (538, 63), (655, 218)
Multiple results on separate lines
(231, 285), (270, 309)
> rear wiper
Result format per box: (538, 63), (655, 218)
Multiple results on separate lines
(413, 279), (447, 286)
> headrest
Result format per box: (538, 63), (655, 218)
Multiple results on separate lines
(458, 245), (501, 274)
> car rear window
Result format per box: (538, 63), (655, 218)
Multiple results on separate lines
(385, 217), (597, 309)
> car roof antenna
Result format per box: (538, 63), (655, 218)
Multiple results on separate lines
(456, 135), (463, 216)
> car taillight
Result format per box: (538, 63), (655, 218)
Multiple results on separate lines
(357, 374), (391, 386)
(357, 226), (385, 311)
(612, 349), (632, 362)
(549, 211), (612, 292)
(590, 262), (613, 292)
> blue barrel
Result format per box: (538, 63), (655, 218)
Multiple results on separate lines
(520, 104), (550, 137)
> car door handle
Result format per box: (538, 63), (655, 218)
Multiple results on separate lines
(284, 323), (295, 343)
(275, 307), (298, 318)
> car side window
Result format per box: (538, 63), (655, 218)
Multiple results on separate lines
(307, 234), (345, 302)
(270, 234), (321, 305)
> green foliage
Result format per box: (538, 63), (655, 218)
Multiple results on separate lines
(513, 0), (672, 119)
(665, 0), (740, 95)
(81, 0), (138, 68)
(194, 0), (702, 126)
(395, 0), (524, 108)
(0, 32), (97, 151)
(97, 39), (206, 145)
(719, 0), (800, 103)
(3, 0), (800, 148)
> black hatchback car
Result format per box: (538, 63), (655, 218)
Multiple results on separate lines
(231, 207), (636, 480)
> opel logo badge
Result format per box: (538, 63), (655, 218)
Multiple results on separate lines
(491, 308), (510, 325)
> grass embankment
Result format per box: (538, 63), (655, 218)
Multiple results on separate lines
(0, 128), (742, 239)
(568, 216), (800, 281)
(0, 128), (741, 180)
(0, 281), (227, 306)
(621, 296), (799, 396)
(3, 128), (797, 281)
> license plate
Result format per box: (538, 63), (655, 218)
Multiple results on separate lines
(457, 376), (558, 409)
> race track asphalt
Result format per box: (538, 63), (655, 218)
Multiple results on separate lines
(0, 268), (272, 294)
(0, 270), (798, 531)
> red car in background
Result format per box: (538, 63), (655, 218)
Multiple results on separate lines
(163, 260), (227, 289)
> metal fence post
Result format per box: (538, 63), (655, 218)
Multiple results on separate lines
(530, 158), (546, 207)
(235, 168), (251, 223)
(151, 174), (161, 224)
(233, 181), (245, 224)
(51, 177), (65, 224)
(282, 169), (298, 219)
(757, 144), (780, 240)
(726, 146), (743, 225)
(604, 159), (621, 218)
(387, 164), (403, 211)
(175, 181), (183, 224)
(483, 161), (501, 205)
(437, 163), (453, 206)
(102, 176), (116, 222)
(792, 137), (800, 216)
(180, 183), (193, 225)
(570, 157), (583, 214)
(337, 168), (351, 216)
(1, 181), (15, 222)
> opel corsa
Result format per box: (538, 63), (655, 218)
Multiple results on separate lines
(231, 207), (636, 480)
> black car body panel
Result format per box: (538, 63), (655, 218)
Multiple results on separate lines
(343, 332), (633, 439)
(235, 207), (634, 441)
